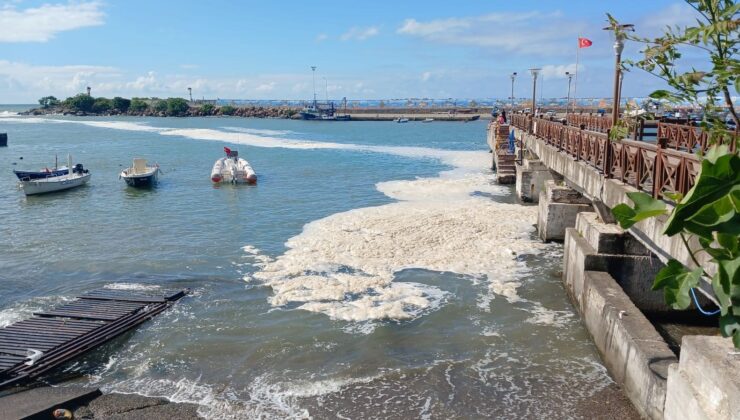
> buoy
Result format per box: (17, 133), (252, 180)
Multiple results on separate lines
(211, 175), (222, 183)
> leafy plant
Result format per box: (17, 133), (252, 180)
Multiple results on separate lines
(219, 105), (236, 116)
(130, 98), (149, 112)
(38, 96), (60, 109)
(63, 94), (95, 112)
(112, 97), (131, 112)
(610, 0), (739, 347)
(165, 98), (189, 116)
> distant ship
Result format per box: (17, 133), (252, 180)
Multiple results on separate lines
(300, 99), (350, 121)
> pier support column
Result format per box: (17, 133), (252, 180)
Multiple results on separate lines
(514, 157), (559, 202)
(537, 180), (591, 241)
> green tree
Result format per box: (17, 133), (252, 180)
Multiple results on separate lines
(112, 97), (131, 112)
(610, 1), (740, 347)
(38, 96), (60, 109)
(91, 97), (113, 113)
(220, 105), (236, 115)
(130, 98), (149, 112)
(199, 103), (215, 115)
(152, 99), (168, 113)
(64, 94), (95, 112)
(165, 98), (189, 116)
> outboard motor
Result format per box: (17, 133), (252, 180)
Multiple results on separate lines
(73, 163), (84, 174)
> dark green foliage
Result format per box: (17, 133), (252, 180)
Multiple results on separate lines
(165, 98), (189, 116)
(220, 105), (236, 115)
(130, 98), (149, 112)
(64, 94), (95, 112)
(91, 97), (113, 113)
(152, 100), (168, 113)
(112, 97), (131, 112)
(38, 96), (60, 108)
(199, 103), (215, 115)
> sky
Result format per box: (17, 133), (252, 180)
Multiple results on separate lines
(0, 0), (711, 103)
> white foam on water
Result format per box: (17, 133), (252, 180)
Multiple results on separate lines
(104, 282), (161, 291)
(252, 158), (546, 328)
(0, 295), (74, 327)
(0, 111), (18, 117)
(221, 126), (296, 136)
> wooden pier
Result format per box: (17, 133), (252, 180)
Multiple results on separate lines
(0, 287), (188, 390)
(487, 122), (517, 184)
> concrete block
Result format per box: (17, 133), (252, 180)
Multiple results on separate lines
(575, 212), (652, 256)
(537, 183), (592, 242)
(664, 364), (713, 420)
(563, 225), (670, 313)
(515, 158), (557, 203)
(581, 271), (676, 420)
(666, 335), (740, 420)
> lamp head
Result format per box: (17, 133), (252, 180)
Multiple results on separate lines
(528, 68), (541, 79)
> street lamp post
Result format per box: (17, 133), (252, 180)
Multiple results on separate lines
(311, 66), (317, 107)
(565, 72), (574, 118)
(529, 68), (541, 132)
(603, 22), (634, 129)
(510, 72), (517, 111)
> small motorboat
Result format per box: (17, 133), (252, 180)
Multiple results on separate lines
(211, 147), (257, 184)
(14, 155), (68, 180)
(395, 118), (409, 123)
(422, 118), (434, 123)
(120, 158), (160, 188)
(19, 155), (90, 196)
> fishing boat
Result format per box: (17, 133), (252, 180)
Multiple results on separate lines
(395, 117), (409, 123)
(422, 118), (434, 123)
(19, 155), (90, 196)
(14, 155), (68, 180)
(120, 158), (160, 188)
(211, 147), (257, 184)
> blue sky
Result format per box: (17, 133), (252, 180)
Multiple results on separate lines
(0, 1), (707, 103)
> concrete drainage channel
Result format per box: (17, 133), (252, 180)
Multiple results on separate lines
(562, 211), (739, 420)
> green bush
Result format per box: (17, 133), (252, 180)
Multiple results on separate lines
(130, 98), (149, 112)
(91, 97), (113, 113)
(112, 97), (131, 112)
(199, 103), (215, 115)
(38, 96), (60, 108)
(165, 98), (189, 116)
(64, 94), (95, 112)
(220, 105), (236, 115)
(152, 100), (168, 113)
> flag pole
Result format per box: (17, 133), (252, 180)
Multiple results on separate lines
(574, 36), (580, 114)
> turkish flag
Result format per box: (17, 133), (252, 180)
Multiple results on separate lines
(224, 147), (232, 154)
(578, 37), (593, 48)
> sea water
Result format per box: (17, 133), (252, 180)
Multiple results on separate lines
(0, 112), (612, 418)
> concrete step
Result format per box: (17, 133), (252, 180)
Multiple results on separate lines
(0, 386), (101, 419)
(664, 364), (713, 420)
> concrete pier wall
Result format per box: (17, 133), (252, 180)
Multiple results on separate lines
(537, 180), (592, 242)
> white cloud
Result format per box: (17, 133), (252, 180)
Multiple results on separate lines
(0, 1), (105, 42)
(397, 11), (584, 55)
(125, 71), (161, 91)
(540, 63), (580, 80)
(255, 82), (276, 92)
(340, 26), (379, 41)
(315, 33), (328, 42)
(641, 3), (701, 34)
(420, 72), (432, 82)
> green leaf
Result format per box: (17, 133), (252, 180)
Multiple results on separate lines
(663, 192), (684, 202)
(665, 153), (740, 237)
(719, 313), (740, 348)
(687, 195), (736, 227)
(612, 204), (638, 229)
(612, 192), (668, 229)
(653, 260), (703, 310)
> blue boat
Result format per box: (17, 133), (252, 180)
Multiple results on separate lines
(13, 166), (69, 181)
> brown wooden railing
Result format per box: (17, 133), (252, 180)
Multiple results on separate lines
(510, 115), (704, 200)
(657, 122), (737, 153)
(565, 114), (614, 133)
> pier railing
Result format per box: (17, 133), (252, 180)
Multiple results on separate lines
(511, 115), (711, 200)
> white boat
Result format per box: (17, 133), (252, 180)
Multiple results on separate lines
(120, 158), (160, 188)
(19, 155), (90, 196)
(422, 118), (434, 123)
(211, 147), (257, 184)
(395, 118), (409, 123)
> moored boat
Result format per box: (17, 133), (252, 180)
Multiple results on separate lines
(120, 158), (160, 188)
(14, 155), (68, 180)
(211, 147), (257, 184)
(19, 156), (90, 196)
(422, 118), (434, 123)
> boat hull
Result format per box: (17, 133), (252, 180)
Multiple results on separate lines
(21, 173), (91, 196)
(122, 171), (157, 187)
(14, 168), (69, 180)
(211, 157), (257, 184)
